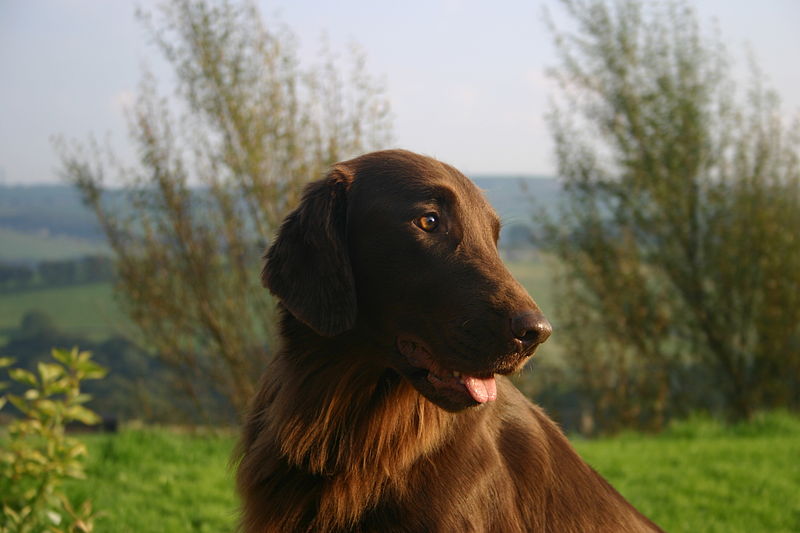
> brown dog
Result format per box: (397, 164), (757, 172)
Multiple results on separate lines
(235, 150), (662, 532)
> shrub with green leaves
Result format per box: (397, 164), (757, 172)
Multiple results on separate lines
(0, 347), (107, 533)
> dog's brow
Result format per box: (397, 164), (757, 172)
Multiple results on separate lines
(424, 185), (458, 204)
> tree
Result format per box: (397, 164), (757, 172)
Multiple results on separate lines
(38, 260), (78, 287)
(540, 0), (800, 428)
(57, 0), (392, 421)
(0, 264), (34, 289)
(79, 255), (114, 283)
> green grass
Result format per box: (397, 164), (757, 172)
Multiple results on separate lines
(62, 412), (799, 532)
(575, 411), (800, 532)
(0, 227), (107, 262)
(0, 282), (130, 343)
(66, 429), (238, 533)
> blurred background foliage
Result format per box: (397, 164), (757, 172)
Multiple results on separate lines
(55, 0), (392, 422)
(534, 0), (799, 432)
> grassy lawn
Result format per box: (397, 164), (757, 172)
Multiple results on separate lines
(0, 282), (130, 343)
(67, 429), (238, 533)
(64, 412), (799, 532)
(575, 412), (800, 532)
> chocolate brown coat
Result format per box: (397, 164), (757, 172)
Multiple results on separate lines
(236, 150), (663, 533)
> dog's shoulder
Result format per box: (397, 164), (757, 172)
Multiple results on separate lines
(489, 379), (662, 533)
(492, 376), (559, 445)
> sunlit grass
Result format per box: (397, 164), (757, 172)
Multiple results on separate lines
(65, 428), (237, 533)
(62, 412), (800, 533)
(575, 411), (800, 533)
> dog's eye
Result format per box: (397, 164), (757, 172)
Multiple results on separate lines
(416, 213), (440, 232)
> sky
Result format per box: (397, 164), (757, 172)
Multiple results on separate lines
(1, 0), (799, 184)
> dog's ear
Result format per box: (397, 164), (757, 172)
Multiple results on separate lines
(262, 166), (356, 337)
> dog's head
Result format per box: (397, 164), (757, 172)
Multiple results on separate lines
(264, 150), (551, 411)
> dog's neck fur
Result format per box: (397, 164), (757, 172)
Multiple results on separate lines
(237, 310), (459, 531)
(271, 318), (455, 477)
(237, 311), (663, 533)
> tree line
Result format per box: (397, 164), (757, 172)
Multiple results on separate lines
(0, 255), (114, 291)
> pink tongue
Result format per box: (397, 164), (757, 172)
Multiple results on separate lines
(463, 375), (498, 403)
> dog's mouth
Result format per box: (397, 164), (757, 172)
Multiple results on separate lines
(396, 337), (499, 410)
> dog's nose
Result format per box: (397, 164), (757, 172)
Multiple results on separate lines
(511, 311), (552, 349)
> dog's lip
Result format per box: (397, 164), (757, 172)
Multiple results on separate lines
(395, 336), (498, 404)
(396, 336), (490, 378)
(396, 335), (532, 376)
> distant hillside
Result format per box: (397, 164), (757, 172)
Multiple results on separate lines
(474, 175), (560, 220)
(0, 185), (102, 240)
(473, 176), (561, 248)
(0, 177), (561, 261)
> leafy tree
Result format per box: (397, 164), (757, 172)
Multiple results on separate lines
(541, 0), (800, 428)
(15, 311), (61, 343)
(57, 0), (392, 421)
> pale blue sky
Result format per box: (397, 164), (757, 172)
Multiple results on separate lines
(1, 0), (799, 184)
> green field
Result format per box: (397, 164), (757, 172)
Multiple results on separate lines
(575, 412), (800, 532)
(64, 412), (800, 532)
(0, 282), (130, 343)
(66, 429), (237, 533)
(0, 227), (107, 262)
(505, 256), (555, 315)
(505, 257), (565, 360)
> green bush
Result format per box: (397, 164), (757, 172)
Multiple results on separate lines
(0, 347), (106, 533)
